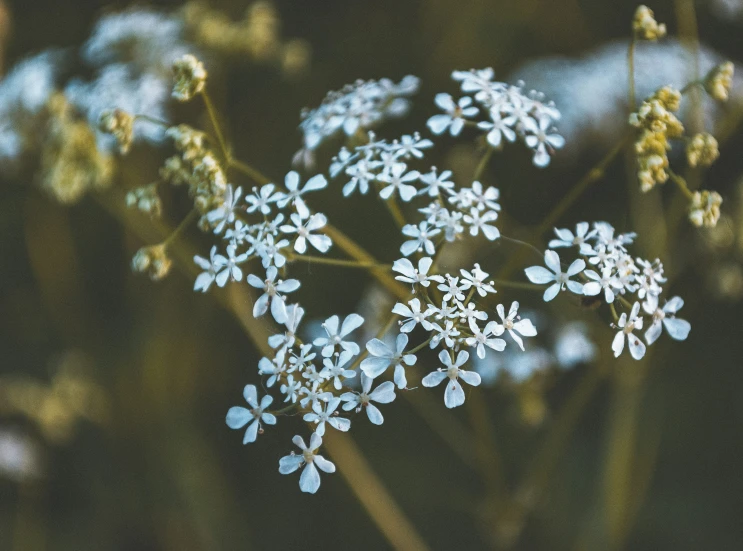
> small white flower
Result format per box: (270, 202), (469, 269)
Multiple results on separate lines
(460, 264), (497, 297)
(427, 93), (478, 136)
(340, 373), (396, 425)
(377, 163), (420, 202)
(524, 250), (585, 301)
(360, 333), (417, 389)
(643, 296), (691, 345)
(392, 256), (443, 288)
(313, 313), (365, 357)
(279, 433), (336, 494)
(268, 304), (305, 350)
(477, 110), (516, 148)
(548, 222), (596, 249)
(298, 383), (332, 409)
(582, 267), (622, 303)
(463, 207), (500, 240)
(400, 221), (440, 256)
(247, 266), (300, 324)
(303, 397), (351, 436)
(214, 244), (249, 287)
(193, 245), (219, 292)
(343, 156), (379, 197)
(288, 342), (315, 370)
(226, 384), (276, 444)
(280, 212), (332, 254)
(465, 321), (506, 359)
(258, 350), (287, 387)
(525, 116), (565, 168)
(467, 181), (501, 212)
(276, 172), (328, 219)
(245, 183), (280, 214)
(422, 349), (481, 408)
(429, 320), (461, 349)
(419, 167), (455, 197)
(494, 301), (537, 351)
(612, 302), (646, 360)
(255, 234), (290, 269)
(393, 133), (433, 159)
(206, 184), (242, 234)
(391, 298), (434, 333)
(320, 351), (357, 390)
(280, 375), (301, 403)
(437, 275), (466, 302)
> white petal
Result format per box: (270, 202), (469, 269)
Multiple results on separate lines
(444, 379), (465, 408)
(328, 417), (351, 432)
(366, 338), (392, 358)
(525, 266), (554, 284)
(225, 407), (251, 429)
(612, 331), (625, 358)
(544, 250), (561, 273)
(645, 320), (663, 345)
(243, 420), (259, 444)
(393, 364), (407, 389)
(567, 259), (586, 276)
(279, 454), (303, 474)
(513, 318), (537, 337)
(422, 371), (447, 387)
(271, 296), (288, 324)
(314, 455), (336, 473)
(369, 381), (396, 403)
(427, 114), (452, 134)
(458, 370), (481, 386)
(567, 280), (584, 294)
(628, 334), (646, 360)
(360, 356), (391, 379)
(663, 318), (690, 341)
(299, 463), (321, 493)
(543, 283), (561, 302)
(340, 313), (365, 336)
(366, 404), (384, 425)
(582, 282), (602, 296)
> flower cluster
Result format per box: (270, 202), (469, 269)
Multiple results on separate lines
(426, 68), (564, 167)
(294, 75), (420, 167)
(632, 5), (667, 41)
(525, 221), (690, 360)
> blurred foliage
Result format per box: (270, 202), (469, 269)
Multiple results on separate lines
(1, 0), (743, 550)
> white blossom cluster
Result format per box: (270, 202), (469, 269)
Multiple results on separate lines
(525, 222), (691, 360)
(427, 68), (564, 167)
(294, 75), (420, 167)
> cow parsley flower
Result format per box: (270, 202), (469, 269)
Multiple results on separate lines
(460, 264), (497, 296)
(582, 267), (622, 303)
(226, 385), (276, 444)
(392, 257), (443, 287)
(303, 397), (351, 436)
(280, 213), (332, 254)
(279, 433), (336, 494)
(268, 304), (305, 350)
(247, 266), (300, 324)
(215, 244), (249, 287)
(193, 245), (220, 292)
(275, 172), (328, 219)
(525, 250), (585, 301)
(258, 350), (287, 387)
(494, 302), (537, 351)
(245, 184), (279, 214)
(391, 133), (433, 159)
(429, 320), (461, 349)
(612, 302), (646, 360)
(643, 296), (691, 345)
(548, 222), (596, 248)
(465, 322), (506, 359)
(377, 163), (420, 202)
(392, 298), (434, 333)
(320, 351), (357, 390)
(341, 374), (397, 425)
(525, 115), (565, 167)
(360, 333), (417, 389)
(477, 110), (516, 147)
(427, 93), (478, 136)
(206, 184), (242, 233)
(463, 208), (500, 240)
(400, 221), (440, 256)
(422, 350), (481, 408)
(313, 314), (365, 357)
(280, 375), (301, 403)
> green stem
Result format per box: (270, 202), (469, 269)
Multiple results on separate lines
(200, 89), (231, 164)
(289, 254), (390, 270)
(408, 336), (434, 355)
(163, 209), (199, 248)
(473, 147), (495, 181)
(628, 38), (637, 112)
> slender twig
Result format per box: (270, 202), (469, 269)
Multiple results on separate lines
(289, 253), (391, 270)
(163, 209), (199, 248)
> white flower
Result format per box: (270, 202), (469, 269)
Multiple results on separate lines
(193, 245), (219, 292)
(612, 302), (646, 360)
(276, 172), (328, 219)
(548, 222), (596, 248)
(494, 302), (537, 351)
(393, 133), (433, 159)
(225, 385), (276, 444)
(319, 351), (357, 390)
(437, 275), (466, 302)
(341, 373), (396, 425)
(525, 116), (565, 167)
(463, 207), (500, 240)
(247, 266), (300, 324)
(280, 212), (332, 254)
(303, 397), (351, 436)
(392, 256), (443, 287)
(206, 184), (242, 234)
(467, 181), (501, 212)
(255, 234), (290, 269)
(477, 110), (516, 148)
(343, 156), (378, 197)
(465, 321), (506, 359)
(245, 183), (280, 214)
(278, 433), (336, 494)
(643, 296), (691, 345)
(288, 342), (315, 370)
(280, 375), (301, 403)
(429, 320), (461, 349)
(524, 250), (585, 301)
(460, 264), (497, 297)
(313, 313), (365, 357)
(582, 267), (622, 303)
(422, 350), (481, 408)
(377, 163), (420, 202)
(392, 298), (434, 333)
(360, 333), (417, 389)
(419, 167), (455, 197)
(298, 383), (332, 409)
(214, 244), (249, 287)
(268, 304), (305, 350)
(427, 93), (478, 136)
(400, 221), (440, 256)
(258, 350), (287, 387)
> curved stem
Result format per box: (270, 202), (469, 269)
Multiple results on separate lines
(289, 253), (390, 270)
(163, 209), (199, 248)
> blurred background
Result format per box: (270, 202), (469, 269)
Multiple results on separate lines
(1, 0), (743, 550)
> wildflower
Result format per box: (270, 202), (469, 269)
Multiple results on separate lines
(688, 190), (723, 228)
(400, 221), (440, 256)
(427, 93), (478, 136)
(275, 171), (328, 219)
(313, 314), (365, 357)
(214, 244), (248, 287)
(247, 266), (300, 324)
(429, 320), (461, 349)
(193, 245), (221, 292)
(377, 163), (420, 202)
(320, 352), (357, 390)
(303, 397), (351, 436)
(419, 167), (455, 197)
(206, 184), (242, 233)
(612, 302), (646, 360)
(463, 208), (500, 240)
(392, 298), (434, 333)
(245, 183), (279, 214)
(460, 264), (497, 296)
(467, 181), (501, 212)
(582, 267), (622, 303)
(280, 212), (332, 254)
(225, 385), (276, 444)
(422, 350), (481, 408)
(632, 5), (667, 41)
(392, 257), (443, 287)
(258, 350), (287, 387)
(342, 156), (378, 197)
(132, 244), (172, 281)
(299, 383), (332, 409)
(548, 222), (596, 248)
(494, 302), (537, 351)
(287, 341), (315, 370)
(705, 61), (734, 102)
(643, 296), (691, 345)
(98, 108), (134, 154)
(392, 133), (433, 159)
(172, 54), (207, 101)
(477, 110), (516, 147)
(125, 183), (162, 218)
(269, 305), (305, 350)
(255, 234), (290, 269)
(280, 375), (301, 403)
(360, 333), (417, 388)
(525, 115), (565, 167)
(524, 250), (585, 301)
(464, 322), (506, 359)
(279, 433), (336, 494)
(341, 374), (396, 425)
(686, 133), (719, 168)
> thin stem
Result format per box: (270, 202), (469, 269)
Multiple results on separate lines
(200, 89), (231, 163)
(408, 336), (433, 355)
(628, 38), (637, 112)
(473, 146), (495, 181)
(134, 113), (170, 127)
(163, 209), (199, 248)
(610, 302), (620, 323)
(668, 169), (695, 200)
(288, 254), (390, 270)
(491, 279), (542, 291)
(499, 235), (544, 261)
(385, 196), (407, 229)
(228, 159), (272, 186)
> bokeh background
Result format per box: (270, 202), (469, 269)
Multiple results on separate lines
(1, 0), (743, 550)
